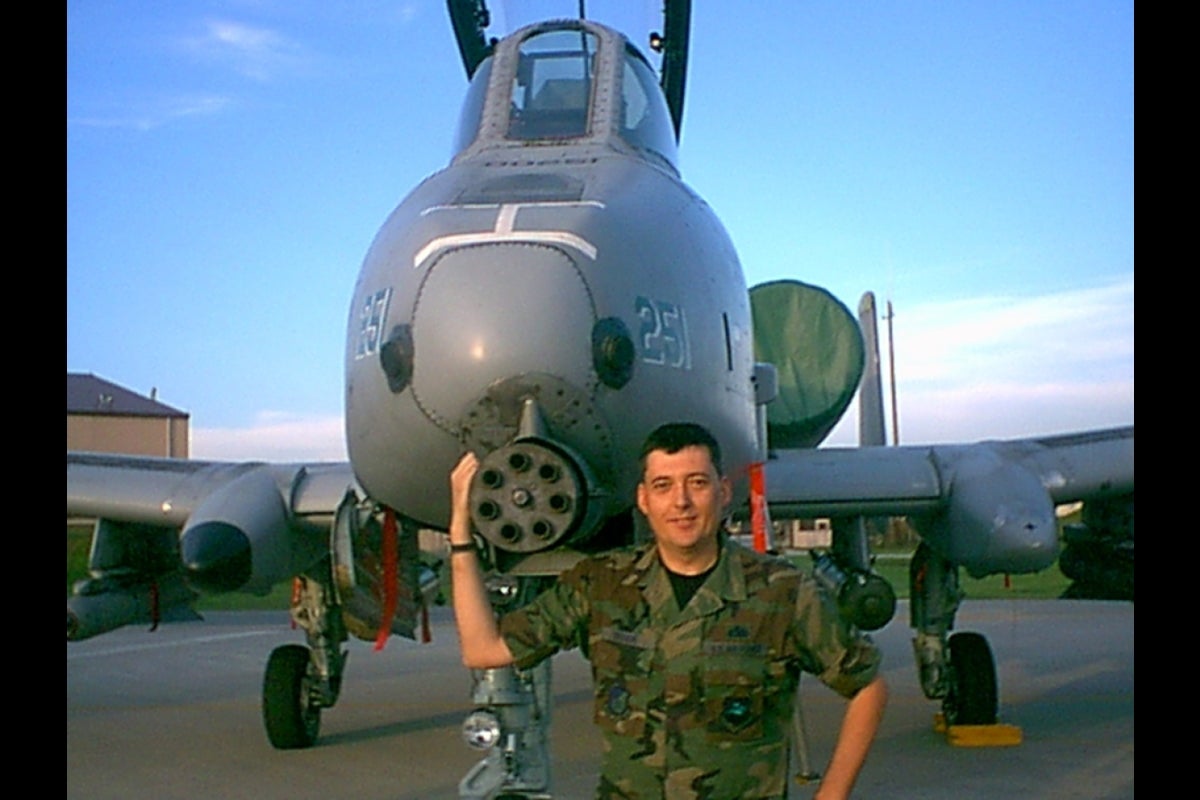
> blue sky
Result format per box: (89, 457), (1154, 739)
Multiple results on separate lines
(67, 1), (1133, 461)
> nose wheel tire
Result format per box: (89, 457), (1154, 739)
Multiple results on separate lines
(263, 644), (322, 749)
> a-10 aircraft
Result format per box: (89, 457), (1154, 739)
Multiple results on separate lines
(67, 1), (1133, 796)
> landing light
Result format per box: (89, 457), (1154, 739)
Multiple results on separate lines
(591, 317), (634, 389)
(462, 708), (503, 750)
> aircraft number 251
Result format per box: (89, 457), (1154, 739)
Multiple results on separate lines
(636, 295), (690, 369)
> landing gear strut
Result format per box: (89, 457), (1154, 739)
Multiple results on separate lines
(262, 563), (348, 749)
(459, 661), (553, 799)
(459, 573), (556, 799)
(259, 495), (432, 750)
(909, 544), (998, 726)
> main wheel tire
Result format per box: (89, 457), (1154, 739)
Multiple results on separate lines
(944, 631), (998, 725)
(263, 644), (321, 749)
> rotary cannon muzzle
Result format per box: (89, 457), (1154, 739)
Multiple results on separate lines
(469, 440), (588, 553)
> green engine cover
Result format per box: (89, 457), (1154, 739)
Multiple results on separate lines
(750, 279), (864, 449)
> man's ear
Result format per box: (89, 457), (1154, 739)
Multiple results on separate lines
(720, 476), (733, 509)
(636, 481), (649, 516)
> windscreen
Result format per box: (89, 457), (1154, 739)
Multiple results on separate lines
(507, 29), (598, 141)
(452, 57), (494, 155)
(619, 44), (679, 167)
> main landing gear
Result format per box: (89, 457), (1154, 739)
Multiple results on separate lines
(259, 495), (433, 750)
(909, 544), (1006, 732)
(262, 563), (348, 749)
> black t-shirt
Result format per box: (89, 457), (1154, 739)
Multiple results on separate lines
(665, 557), (718, 609)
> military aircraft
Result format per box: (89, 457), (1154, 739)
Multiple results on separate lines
(67, 1), (1133, 796)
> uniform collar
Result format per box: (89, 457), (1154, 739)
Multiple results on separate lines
(633, 533), (750, 624)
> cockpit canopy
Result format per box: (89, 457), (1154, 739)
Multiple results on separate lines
(508, 28), (596, 141)
(452, 21), (679, 171)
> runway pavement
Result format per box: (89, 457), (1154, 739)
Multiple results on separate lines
(67, 599), (1133, 799)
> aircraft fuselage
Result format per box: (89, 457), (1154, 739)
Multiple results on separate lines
(345, 20), (759, 546)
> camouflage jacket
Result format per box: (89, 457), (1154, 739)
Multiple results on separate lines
(499, 535), (881, 799)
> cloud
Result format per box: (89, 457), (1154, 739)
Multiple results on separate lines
(191, 411), (347, 462)
(825, 274), (1134, 445)
(897, 275), (1133, 385)
(68, 18), (305, 130)
(67, 93), (233, 131)
(181, 19), (307, 81)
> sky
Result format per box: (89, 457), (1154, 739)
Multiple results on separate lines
(67, 0), (1133, 461)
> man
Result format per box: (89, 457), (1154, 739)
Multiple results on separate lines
(448, 422), (887, 799)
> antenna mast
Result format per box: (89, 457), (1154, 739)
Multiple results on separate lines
(885, 300), (899, 445)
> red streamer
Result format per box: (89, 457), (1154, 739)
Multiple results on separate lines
(749, 462), (768, 553)
(290, 578), (302, 629)
(374, 507), (399, 651)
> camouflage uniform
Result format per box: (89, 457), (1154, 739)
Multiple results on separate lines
(499, 534), (881, 799)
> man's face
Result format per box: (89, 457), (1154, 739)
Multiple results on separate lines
(636, 445), (732, 555)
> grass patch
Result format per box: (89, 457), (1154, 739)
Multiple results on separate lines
(194, 584), (295, 612)
(869, 553), (1072, 600)
(67, 523), (92, 594)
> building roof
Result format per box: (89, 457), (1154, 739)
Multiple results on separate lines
(67, 373), (188, 418)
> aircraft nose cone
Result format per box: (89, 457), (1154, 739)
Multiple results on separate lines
(410, 242), (596, 426)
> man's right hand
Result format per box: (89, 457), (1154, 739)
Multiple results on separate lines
(450, 452), (480, 541)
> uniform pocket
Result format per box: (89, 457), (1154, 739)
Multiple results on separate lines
(702, 668), (766, 742)
(593, 675), (647, 738)
(590, 630), (652, 739)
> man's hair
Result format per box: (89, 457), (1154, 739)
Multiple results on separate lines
(639, 422), (723, 476)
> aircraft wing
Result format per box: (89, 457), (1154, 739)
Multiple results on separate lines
(762, 425), (1134, 578)
(67, 452), (357, 532)
(66, 452), (388, 641)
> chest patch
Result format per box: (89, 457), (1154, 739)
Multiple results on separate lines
(703, 641), (767, 657)
(599, 626), (652, 649)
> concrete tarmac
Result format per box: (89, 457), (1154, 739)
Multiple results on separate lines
(67, 600), (1133, 799)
